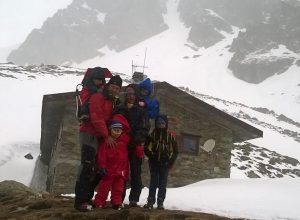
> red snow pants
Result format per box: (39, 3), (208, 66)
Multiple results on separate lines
(94, 175), (125, 206)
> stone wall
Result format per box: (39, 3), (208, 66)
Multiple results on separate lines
(140, 92), (233, 188)
(46, 98), (81, 194)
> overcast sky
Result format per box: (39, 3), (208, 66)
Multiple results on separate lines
(0, 0), (72, 48)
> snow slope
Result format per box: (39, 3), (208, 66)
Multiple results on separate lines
(74, 0), (300, 122)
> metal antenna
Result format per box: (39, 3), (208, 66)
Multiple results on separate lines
(131, 60), (134, 74)
(142, 48), (147, 74)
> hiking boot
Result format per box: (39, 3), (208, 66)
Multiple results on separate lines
(88, 200), (96, 208)
(129, 201), (138, 207)
(143, 202), (154, 209)
(75, 202), (93, 212)
(157, 203), (164, 210)
(94, 204), (105, 209)
(112, 204), (124, 210)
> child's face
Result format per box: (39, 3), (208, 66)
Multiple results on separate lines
(140, 88), (149, 97)
(156, 121), (166, 129)
(156, 117), (167, 129)
(110, 127), (123, 139)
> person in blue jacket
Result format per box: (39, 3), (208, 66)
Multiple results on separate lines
(138, 78), (160, 120)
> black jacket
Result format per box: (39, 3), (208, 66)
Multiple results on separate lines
(144, 129), (178, 167)
(114, 103), (150, 151)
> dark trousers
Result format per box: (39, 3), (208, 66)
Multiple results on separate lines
(128, 154), (143, 202)
(75, 143), (101, 205)
(147, 161), (168, 205)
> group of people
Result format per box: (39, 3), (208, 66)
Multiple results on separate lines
(74, 67), (178, 212)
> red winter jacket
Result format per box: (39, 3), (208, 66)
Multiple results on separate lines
(97, 114), (130, 180)
(79, 87), (113, 138)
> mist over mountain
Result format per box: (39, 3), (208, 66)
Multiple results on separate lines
(7, 0), (300, 84)
(8, 0), (167, 66)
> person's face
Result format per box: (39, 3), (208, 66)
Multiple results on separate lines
(156, 120), (166, 129)
(125, 87), (136, 104)
(107, 84), (121, 98)
(93, 78), (104, 87)
(110, 127), (123, 139)
(140, 88), (149, 97)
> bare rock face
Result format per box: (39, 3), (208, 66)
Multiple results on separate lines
(7, 0), (167, 65)
(179, 0), (300, 84)
(0, 180), (37, 198)
(232, 143), (300, 178)
(7, 0), (300, 84)
(0, 180), (235, 220)
(24, 153), (34, 160)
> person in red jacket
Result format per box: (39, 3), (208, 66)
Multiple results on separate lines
(94, 114), (130, 210)
(74, 69), (123, 212)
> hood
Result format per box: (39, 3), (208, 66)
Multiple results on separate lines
(110, 114), (130, 133)
(155, 114), (168, 130)
(83, 67), (112, 93)
(139, 78), (152, 97)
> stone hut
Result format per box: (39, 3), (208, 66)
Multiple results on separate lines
(34, 81), (262, 194)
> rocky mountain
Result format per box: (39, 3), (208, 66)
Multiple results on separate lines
(7, 0), (300, 84)
(7, 0), (167, 66)
(179, 0), (300, 83)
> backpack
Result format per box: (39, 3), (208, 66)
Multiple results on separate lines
(75, 67), (112, 122)
(75, 84), (90, 122)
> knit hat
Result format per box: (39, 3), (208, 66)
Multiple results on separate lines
(108, 75), (122, 88)
(139, 78), (152, 96)
(109, 120), (123, 129)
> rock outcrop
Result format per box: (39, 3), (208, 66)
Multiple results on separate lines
(0, 180), (237, 220)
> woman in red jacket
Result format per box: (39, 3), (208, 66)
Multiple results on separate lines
(94, 114), (130, 210)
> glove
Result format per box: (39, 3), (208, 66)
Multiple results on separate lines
(97, 167), (107, 177)
(135, 145), (144, 159)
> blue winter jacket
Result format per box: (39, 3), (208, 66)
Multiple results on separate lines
(139, 78), (160, 119)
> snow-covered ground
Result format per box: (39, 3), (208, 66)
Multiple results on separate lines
(0, 0), (300, 219)
(62, 178), (300, 220)
(137, 178), (300, 220)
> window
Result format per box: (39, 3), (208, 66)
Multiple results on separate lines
(178, 133), (200, 155)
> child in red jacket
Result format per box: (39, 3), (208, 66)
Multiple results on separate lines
(94, 114), (130, 210)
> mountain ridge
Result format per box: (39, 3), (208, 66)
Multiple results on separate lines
(6, 0), (300, 85)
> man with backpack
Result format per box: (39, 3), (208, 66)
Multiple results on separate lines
(74, 67), (123, 212)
